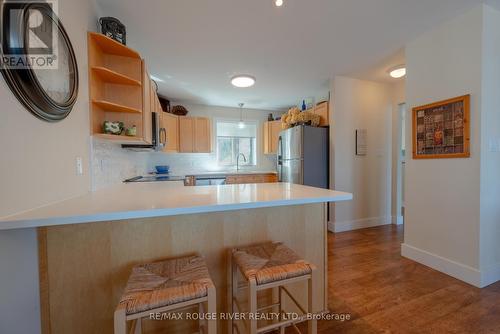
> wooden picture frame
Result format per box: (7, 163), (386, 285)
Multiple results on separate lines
(412, 94), (470, 159)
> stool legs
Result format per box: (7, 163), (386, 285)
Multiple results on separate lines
(308, 265), (317, 334)
(133, 318), (141, 334)
(248, 278), (258, 334)
(229, 251), (238, 333)
(114, 305), (126, 334)
(207, 285), (217, 334)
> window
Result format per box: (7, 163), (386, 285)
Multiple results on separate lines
(216, 121), (257, 166)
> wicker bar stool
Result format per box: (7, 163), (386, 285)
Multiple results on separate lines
(229, 242), (317, 334)
(114, 254), (216, 334)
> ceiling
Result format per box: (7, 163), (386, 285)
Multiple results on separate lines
(97, 0), (484, 110)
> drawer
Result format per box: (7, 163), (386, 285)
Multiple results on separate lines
(225, 174), (277, 184)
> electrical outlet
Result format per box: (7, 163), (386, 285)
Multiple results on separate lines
(76, 157), (83, 175)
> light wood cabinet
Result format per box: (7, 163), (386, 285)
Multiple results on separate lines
(225, 173), (278, 184)
(179, 117), (195, 152)
(141, 65), (153, 144)
(263, 120), (282, 154)
(312, 101), (329, 127)
(88, 32), (151, 144)
(159, 112), (179, 152)
(179, 117), (212, 153)
(194, 117), (211, 153)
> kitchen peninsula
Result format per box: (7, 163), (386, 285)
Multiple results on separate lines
(0, 182), (351, 334)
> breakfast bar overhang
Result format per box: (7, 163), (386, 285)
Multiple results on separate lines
(0, 182), (352, 334)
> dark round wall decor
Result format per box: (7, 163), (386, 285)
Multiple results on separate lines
(0, 1), (79, 122)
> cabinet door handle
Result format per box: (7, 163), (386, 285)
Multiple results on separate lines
(160, 128), (167, 146)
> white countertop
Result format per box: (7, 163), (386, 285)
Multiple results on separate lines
(0, 182), (352, 230)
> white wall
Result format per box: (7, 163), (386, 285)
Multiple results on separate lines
(330, 76), (393, 232)
(403, 4), (482, 277)
(391, 80), (405, 224)
(0, 0), (97, 217)
(403, 4), (500, 287)
(0, 0), (98, 332)
(91, 103), (281, 189)
(479, 4), (500, 284)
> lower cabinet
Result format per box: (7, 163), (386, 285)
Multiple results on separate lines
(179, 116), (212, 153)
(225, 173), (278, 184)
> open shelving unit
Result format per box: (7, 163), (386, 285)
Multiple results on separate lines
(91, 66), (142, 86)
(88, 32), (151, 143)
(92, 99), (142, 114)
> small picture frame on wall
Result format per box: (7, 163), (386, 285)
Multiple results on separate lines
(412, 95), (470, 159)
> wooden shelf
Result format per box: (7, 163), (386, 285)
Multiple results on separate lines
(92, 100), (141, 114)
(93, 133), (144, 143)
(91, 66), (141, 86)
(89, 32), (141, 59)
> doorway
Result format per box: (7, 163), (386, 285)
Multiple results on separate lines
(395, 103), (406, 224)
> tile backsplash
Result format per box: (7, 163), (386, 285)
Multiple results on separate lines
(90, 103), (282, 190)
(91, 138), (148, 190)
(91, 137), (277, 190)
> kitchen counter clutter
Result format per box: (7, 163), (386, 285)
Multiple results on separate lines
(0, 182), (352, 230)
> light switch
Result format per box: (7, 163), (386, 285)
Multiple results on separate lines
(488, 138), (500, 152)
(76, 157), (83, 175)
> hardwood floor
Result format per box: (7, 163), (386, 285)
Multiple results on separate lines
(298, 225), (500, 334)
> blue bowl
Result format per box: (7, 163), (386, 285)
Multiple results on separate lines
(155, 165), (170, 174)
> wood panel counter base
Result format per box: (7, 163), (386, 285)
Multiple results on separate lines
(38, 203), (327, 334)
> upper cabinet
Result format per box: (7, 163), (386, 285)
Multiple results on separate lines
(141, 64), (153, 144)
(312, 101), (329, 127)
(263, 120), (282, 155)
(179, 117), (212, 153)
(88, 32), (151, 143)
(160, 111), (179, 153)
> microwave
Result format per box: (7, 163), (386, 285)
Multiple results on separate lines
(121, 112), (165, 151)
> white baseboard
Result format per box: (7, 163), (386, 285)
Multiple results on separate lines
(392, 215), (404, 225)
(401, 243), (483, 287)
(328, 216), (391, 233)
(481, 262), (500, 287)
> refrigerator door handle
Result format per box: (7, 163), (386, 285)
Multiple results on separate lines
(277, 135), (283, 182)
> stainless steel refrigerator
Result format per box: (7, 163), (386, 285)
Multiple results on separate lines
(277, 125), (329, 188)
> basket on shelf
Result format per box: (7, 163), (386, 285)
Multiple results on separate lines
(171, 105), (188, 116)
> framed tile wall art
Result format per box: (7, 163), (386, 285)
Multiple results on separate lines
(412, 95), (470, 159)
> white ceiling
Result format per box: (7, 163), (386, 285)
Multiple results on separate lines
(97, 0), (483, 110)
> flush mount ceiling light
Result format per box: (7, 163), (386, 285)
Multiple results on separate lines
(231, 75), (256, 88)
(275, 0), (284, 7)
(388, 65), (406, 79)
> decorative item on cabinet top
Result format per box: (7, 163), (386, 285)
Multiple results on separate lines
(281, 101), (329, 129)
(0, 1), (79, 122)
(281, 107), (320, 129)
(171, 105), (189, 116)
(99, 17), (126, 45)
(158, 96), (171, 113)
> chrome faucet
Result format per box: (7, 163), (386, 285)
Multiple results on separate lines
(236, 153), (247, 171)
